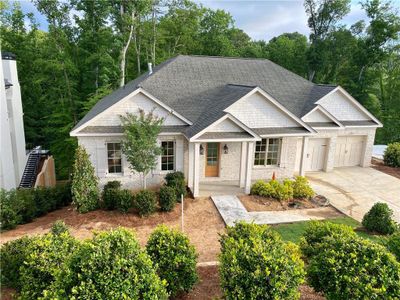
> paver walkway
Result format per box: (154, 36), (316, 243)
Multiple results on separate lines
(211, 195), (328, 226)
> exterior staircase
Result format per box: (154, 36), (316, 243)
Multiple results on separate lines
(19, 146), (42, 188)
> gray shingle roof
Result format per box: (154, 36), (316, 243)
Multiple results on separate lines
(79, 125), (188, 134)
(73, 55), (337, 136)
(198, 132), (253, 139)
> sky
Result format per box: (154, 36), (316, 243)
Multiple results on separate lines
(13, 0), (389, 41)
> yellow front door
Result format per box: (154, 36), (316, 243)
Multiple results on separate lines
(205, 142), (219, 177)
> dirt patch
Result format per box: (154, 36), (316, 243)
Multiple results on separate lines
(0, 198), (225, 263)
(240, 195), (318, 212)
(371, 158), (400, 180)
(299, 285), (326, 300)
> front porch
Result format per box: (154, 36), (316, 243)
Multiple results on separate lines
(199, 180), (245, 197)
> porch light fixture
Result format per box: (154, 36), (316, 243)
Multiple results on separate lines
(199, 144), (204, 155)
(223, 144), (229, 154)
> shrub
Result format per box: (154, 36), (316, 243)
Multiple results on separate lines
(250, 180), (267, 195)
(0, 189), (22, 230)
(48, 228), (168, 299)
(250, 179), (293, 200)
(0, 236), (36, 289)
(19, 231), (79, 299)
(54, 181), (72, 207)
(362, 202), (398, 235)
(307, 235), (400, 300)
(300, 221), (356, 258)
(117, 189), (133, 213)
(292, 176), (315, 199)
(219, 222), (305, 300)
(159, 186), (176, 211)
(51, 220), (69, 236)
(165, 171), (186, 201)
(133, 190), (157, 216)
(71, 145), (99, 213)
(146, 225), (198, 296)
(383, 142), (400, 167)
(103, 180), (121, 191)
(102, 187), (119, 210)
(386, 231), (400, 261)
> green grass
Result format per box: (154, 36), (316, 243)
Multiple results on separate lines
(271, 216), (383, 244)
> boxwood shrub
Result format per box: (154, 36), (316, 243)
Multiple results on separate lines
(47, 228), (168, 299)
(165, 171), (186, 201)
(307, 235), (400, 300)
(146, 225), (198, 296)
(383, 142), (400, 167)
(292, 176), (315, 199)
(362, 202), (398, 235)
(219, 222), (305, 300)
(133, 190), (157, 216)
(158, 186), (176, 212)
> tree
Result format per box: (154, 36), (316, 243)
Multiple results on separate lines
(71, 145), (99, 213)
(120, 109), (163, 188)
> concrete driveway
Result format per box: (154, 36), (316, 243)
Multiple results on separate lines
(307, 167), (400, 222)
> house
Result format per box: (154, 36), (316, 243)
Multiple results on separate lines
(0, 52), (56, 190)
(70, 55), (382, 197)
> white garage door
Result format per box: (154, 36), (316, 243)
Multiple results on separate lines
(335, 136), (365, 167)
(306, 138), (328, 171)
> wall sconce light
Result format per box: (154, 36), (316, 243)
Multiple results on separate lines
(199, 144), (204, 155)
(223, 144), (229, 154)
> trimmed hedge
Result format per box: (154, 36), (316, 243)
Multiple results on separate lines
(146, 225), (198, 296)
(0, 183), (72, 230)
(165, 171), (186, 201)
(158, 186), (176, 212)
(219, 222), (305, 300)
(383, 142), (400, 168)
(362, 202), (398, 235)
(133, 190), (157, 216)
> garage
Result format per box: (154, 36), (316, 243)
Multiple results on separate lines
(305, 138), (328, 171)
(334, 136), (365, 167)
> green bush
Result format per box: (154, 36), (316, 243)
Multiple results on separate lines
(134, 190), (157, 216)
(307, 235), (400, 300)
(300, 221), (357, 258)
(117, 189), (133, 213)
(1, 189), (22, 230)
(165, 171), (186, 201)
(19, 231), (79, 299)
(102, 187), (119, 210)
(386, 231), (400, 261)
(71, 145), (99, 213)
(47, 228), (168, 299)
(159, 186), (176, 212)
(146, 225), (198, 296)
(219, 222), (305, 300)
(0, 236), (36, 289)
(250, 180), (267, 195)
(51, 220), (69, 236)
(250, 179), (293, 200)
(383, 142), (400, 168)
(362, 202), (398, 235)
(292, 176), (315, 199)
(103, 180), (121, 191)
(102, 187), (132, 212)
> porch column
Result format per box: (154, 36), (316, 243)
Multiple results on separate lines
(244, 141), (255, 194)
(299, 136), (309, 176)
(193, 142), (200, 197)
(239, 142), (247, 188)
(188, 142), (194, 189)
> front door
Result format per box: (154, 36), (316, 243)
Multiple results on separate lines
(205, 142), (220, 177)
(306, 138), (328, 171)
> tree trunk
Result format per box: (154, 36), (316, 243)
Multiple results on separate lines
(120, 10), (135, 87)
(142, 172), (147, 189)
(151, 1), (156, 65)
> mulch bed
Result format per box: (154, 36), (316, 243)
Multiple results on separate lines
(240, 195), (319, 212)
(371, 158), (400, 180)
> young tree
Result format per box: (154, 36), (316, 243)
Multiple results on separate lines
(71, 145), (99, 213)
(120, 109), (163, 188)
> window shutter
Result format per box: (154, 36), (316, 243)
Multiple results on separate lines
(175, 138), (184, 172)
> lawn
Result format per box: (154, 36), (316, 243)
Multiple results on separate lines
(272, 216), (383, 244)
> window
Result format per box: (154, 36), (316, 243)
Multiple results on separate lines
(161, 141), (175, 171)
(107, 143), (122, 173)
(254, 138), (281, 166)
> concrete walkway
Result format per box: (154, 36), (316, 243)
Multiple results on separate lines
(308, 167), (400, 222)
(211, 195), (328, 226)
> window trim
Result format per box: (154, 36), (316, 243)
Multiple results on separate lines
(160, 140), (175, 172)
(254, 138), (282, 167)
(106, 142), (123, 175)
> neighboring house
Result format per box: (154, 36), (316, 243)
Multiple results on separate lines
(0, 52), (56, 190)
(70, 55), (382, 197)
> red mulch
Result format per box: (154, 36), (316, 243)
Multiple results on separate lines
(371, 158), (400, 179)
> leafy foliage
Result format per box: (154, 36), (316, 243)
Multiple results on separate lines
(71, 145), (99, 213)
(292, 176), (315, 199)
(384, 142), (400, 168)
(165, 171), (186, 200)
(219, 222), (305, 300)
(386, 231), (400, 261)
(133, 190), (157, 216)
(146, 225), (198, 296)
(50, 220), (69, 236)
(362, 202), (398, 235)
(48, 228), (168, 299)
(158, 185), (177, 212)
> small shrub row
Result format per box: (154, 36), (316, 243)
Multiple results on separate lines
(250, 176), (314, 200)
(0, 182), (71, 230)
(101, 181), (133, 213)
(1, 222), (198, 299)
(383, 142), (400, 168)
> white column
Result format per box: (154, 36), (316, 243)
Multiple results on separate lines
(244, 142), (255, 194)
(239, 142), (247, 188)
(193, 143), (200, 197)
(299, 136), (309, 176)
(188, 142), (194, 189)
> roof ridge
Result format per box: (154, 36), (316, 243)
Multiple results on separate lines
(137, 55), (180, 87)
(227, 83), (257, 88)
